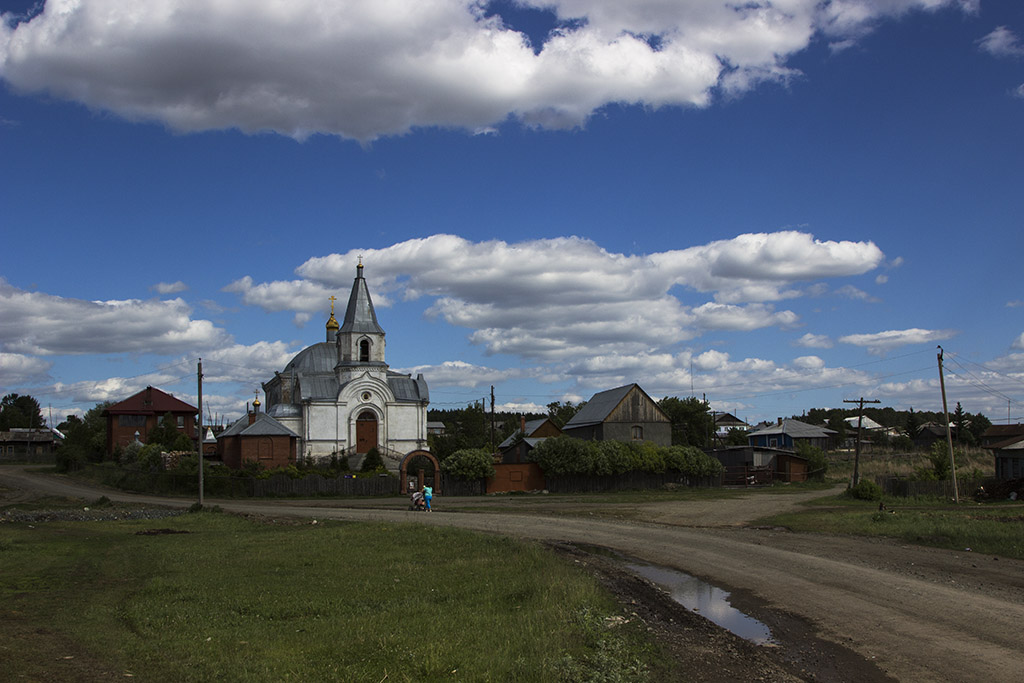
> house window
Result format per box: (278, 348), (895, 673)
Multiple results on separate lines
(769, 438), (778, 448)
(631, 425), (643, 441)
(177, 416), (185, 429)
(359, 339), (370, 362)
(118, 415), (147, 427)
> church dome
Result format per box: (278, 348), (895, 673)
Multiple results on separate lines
(283, 341), (336, 375)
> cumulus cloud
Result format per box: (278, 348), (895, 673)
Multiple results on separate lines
(397, 360), (527, 388)
(0, 352), (53, 384)
(0, 279), (231, 356)
(231, 232), (881, 358)
(0, 0), (970, 141)
(838, 328), (957, 355)
(795, 333), (833, 349)
(979, 26), (1024, 58)
(153, 281), (188, 295)
(1013, 333), (1024, 350)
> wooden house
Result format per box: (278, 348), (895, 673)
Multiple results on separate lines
(981, 425), (1024, 480)
(747, 418), (836, 452)
(562, 384), (671, 446)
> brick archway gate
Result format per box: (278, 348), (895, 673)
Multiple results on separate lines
(399, 450), (440, 495)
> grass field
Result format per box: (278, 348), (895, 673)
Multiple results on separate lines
(756, 495), (1024, 560)
(0, 509), (660, 682)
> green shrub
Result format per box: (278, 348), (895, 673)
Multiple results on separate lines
(360, 447), (384, 472)
(848, 479), (883, 501)
(796, 442), (827, 481)
(442, 448), (495, 480)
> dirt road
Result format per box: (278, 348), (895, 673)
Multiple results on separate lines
(3, 466), (1022, 682)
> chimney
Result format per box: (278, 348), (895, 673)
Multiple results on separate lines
(777, 417), (783, 426)
(520, 415), (526, 435)
(144, 386), (152, 406)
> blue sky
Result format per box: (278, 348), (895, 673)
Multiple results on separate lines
(1, 0), (1022, 428)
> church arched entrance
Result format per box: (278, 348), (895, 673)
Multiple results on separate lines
(355, 411), (378, 454)
(400, 450), (440, 495)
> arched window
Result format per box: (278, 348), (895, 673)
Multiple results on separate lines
(631, 425), (643, 441)
(359, 339), (370, 362)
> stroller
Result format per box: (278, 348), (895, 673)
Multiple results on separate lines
(409, 490), (427, 511)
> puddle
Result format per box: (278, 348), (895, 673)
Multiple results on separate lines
(625, 562), (776, 645)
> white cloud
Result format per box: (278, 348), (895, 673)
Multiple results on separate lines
(153, 281), (188, 295)
(978, 26), (1024, 58)
(795, 333), (833, 349)
(835, 284), (879, 302)
(397, 360), (526, 388)
(1013, 333), (1024, 351)
(236, 232), (879, 357)
(0, 0), (971, 142)
(0, 279), (231, 356)
(838, 328), (957, 354)
(0, 352), (53, 384)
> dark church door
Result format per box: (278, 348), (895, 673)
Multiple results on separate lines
(356, 411), (378, 454)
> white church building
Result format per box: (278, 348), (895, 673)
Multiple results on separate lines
(262, 263), (429, 469)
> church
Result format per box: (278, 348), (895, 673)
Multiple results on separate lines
(262, 263), (430, 469)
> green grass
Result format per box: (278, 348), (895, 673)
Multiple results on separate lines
(0, 512), (660, 682)
(756, 495), (1024, 559)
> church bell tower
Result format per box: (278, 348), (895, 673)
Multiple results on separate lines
(336, 261), (387, 384)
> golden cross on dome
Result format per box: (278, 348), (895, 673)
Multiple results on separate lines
(328, 295), (337, 315)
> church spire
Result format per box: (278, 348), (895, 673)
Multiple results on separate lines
(339, 261), (384, 336)
(326, 295), (339, 342)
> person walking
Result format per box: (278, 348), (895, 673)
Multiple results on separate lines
(422, 484), (433, 512)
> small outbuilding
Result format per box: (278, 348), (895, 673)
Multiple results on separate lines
(217, 409), (299, 470)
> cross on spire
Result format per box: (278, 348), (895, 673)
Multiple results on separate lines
(328, 295), (337, 315)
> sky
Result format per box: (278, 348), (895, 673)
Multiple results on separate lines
(1, 0), (1023, 429)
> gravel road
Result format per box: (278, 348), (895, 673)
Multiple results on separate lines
(3, 465), (1021, 682)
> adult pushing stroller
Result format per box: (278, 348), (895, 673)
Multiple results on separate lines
(409, 490), (427, 511)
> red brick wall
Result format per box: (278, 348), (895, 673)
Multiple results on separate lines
(487, 463), (545, 493)
(220, 435), (295, 470)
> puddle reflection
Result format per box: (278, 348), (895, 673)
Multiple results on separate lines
(625, 562), (776, 645)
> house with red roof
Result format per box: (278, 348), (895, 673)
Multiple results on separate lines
(102, 386), (197, 455)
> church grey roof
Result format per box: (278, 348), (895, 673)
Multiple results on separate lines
(387, 372), (429, 403)
(284, 342), (335, 375)
(339, 264), (385, 336)
(564, 384), (638, 428)
(218, 412), (299, 439)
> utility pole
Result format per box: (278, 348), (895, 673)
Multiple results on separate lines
(489, 385), (496, 453)
(843, 397), (880, 487)
(197, 358), (204, 508)
(937, 347), (959, 503)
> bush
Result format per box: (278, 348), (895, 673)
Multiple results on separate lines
(848, 479), (883, 501)
(442, 448), (495, 480)
(531, 436), (722, 478)
(360, 447), (384, 472)
(796, 442), (827, 482)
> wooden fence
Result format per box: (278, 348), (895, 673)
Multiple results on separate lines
(544, 471), (721, 494)
(875, 475), (990, 499)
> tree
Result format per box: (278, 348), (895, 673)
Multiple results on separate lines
(952, 402), (969, 443)
(0, 393), (45, 430)
(657, 396), (713, 448)
(546, 400), (584, 429)
(441, 448), (495, 480)
(146, 412), (194, 452)
(57, 402), (109, 470)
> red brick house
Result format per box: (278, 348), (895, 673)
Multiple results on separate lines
(103, 386), (197, 455)
(217, 410), (298, 469)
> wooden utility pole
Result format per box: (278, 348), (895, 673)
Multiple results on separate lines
(844, 397), (880, 487)
(197, 358), (204, 507)
(937, 347), (959, 503)
(489, 385), (496, 453)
